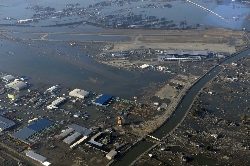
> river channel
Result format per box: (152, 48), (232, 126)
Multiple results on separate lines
(112, 48), (250, 166)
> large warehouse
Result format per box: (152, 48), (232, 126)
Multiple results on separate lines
(92, 94), (112, 107)
(12, 119), (54, 144)
(69, 89), (89, 99)
(6, 80), (27, 90)
(0, 116), (15, 132)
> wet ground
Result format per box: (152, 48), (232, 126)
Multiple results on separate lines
(133, 53), (250, 165)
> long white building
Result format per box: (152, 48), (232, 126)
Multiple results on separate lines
(47, 97), (66, 109)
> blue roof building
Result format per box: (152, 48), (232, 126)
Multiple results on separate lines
(92, 94), (112, 107)
(12, 119), (54, 144)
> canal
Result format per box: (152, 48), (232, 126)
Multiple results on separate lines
(112, 48), (250, 166)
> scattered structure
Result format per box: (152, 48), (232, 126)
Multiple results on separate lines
(69, 89), (89, 99)
(0, 116), (15, 132)
(6, 80), (27, 90)
(92, 94), (112, 107)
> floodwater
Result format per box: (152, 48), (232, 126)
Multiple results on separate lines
(0, 38), (171, 98)
(0, 0), (249, 29)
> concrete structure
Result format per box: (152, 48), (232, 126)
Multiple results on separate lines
(26, 151), (47, 163)
(6, 80), (27, 90)
(69, 89), (89, 99)
(1, 75), (15, 82)
(0, 116), (15, 131)
(106, 150), (117, 160)
(47, 97), (66, 109)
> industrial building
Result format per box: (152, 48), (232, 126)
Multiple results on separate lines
(158, 55), (202, 62)
(163, 50), (208, 56)
(59, 124), (92, 146)
(1, 75), (15, 82)
(59, 128), (74, 139)
(69, 89), (89, 99)
(47, 97), (66, 109)
(158, 49), (210, 62)
(92, 94), (112, 107)
(0, 116), (15, 132)
(67, 124), (92, 136)
(6, 80), (27, 90)
(63, 132), (82, 145)
(70, 136), (88, 149)
(26, 151), (51, 165)
(12, 119), (54, 144)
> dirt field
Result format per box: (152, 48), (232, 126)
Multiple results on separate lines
(103, 29), (247, 53)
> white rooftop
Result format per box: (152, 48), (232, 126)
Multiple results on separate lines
(69, 89), (89, 99)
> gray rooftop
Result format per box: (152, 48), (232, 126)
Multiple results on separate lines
(60, 128), (74, 138)
(12, 127), (36, 141)
(26, 151), (47, 163)
(63, 132), (81, 145)
(0, 116), (15, 126)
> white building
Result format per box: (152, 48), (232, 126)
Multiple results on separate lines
(1, 75), (15, 82)
(69, 89), (89, 99)
(47, 97), (66, 109)
(0, 116), (15, 131)
(46, 86), (58, 92)
(106, 150), (117, 160)
(26, 151), (49, 165)
(140, 64), (150, 69)
(18, 19), (33, 24)
(6, 80), (27, 90)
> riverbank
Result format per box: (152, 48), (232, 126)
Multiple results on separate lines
(127, 48), (250, 166)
